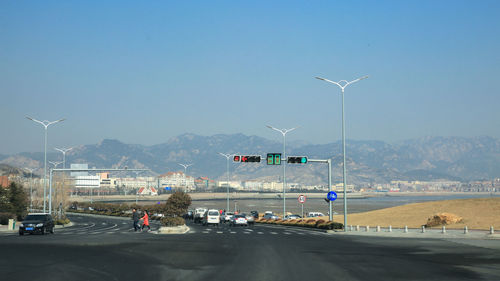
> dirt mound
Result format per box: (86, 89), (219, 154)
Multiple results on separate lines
(425, 212), (463, 227)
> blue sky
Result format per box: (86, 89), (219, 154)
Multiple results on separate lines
(1, 0), (499, 154)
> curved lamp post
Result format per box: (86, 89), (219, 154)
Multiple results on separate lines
(315, 75), (368, 231)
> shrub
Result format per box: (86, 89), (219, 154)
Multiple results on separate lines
(161, 216), (185, 227)
(54, 218), (71, 225)
(165, 191), (192, 217)
(0, 212), (16, 225)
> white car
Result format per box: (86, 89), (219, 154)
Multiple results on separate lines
(194, 208), (207, 223)
(230, 214), (248, 226)
(202, 209), (221, 226)
(307, 212), (325, 217)
(222, 212), (234, 223)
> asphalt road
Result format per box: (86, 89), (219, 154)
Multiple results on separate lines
(1, 214), (500, 281)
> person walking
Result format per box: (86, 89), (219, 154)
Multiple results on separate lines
(140, 210), (151, 232)
(132, 208), (140, 232)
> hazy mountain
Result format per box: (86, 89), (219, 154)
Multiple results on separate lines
(1, 134), (499, 185)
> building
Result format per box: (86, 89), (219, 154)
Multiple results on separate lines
(0, 175), (10, 188)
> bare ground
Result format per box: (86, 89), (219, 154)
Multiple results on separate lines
(332, 197), (500, 230)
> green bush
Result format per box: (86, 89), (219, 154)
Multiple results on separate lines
(161, 216), (185, 227)
(0, 212), (16, 225)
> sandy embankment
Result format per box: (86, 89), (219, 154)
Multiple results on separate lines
(333, 197), (500, 230)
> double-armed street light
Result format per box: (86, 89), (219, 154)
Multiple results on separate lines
(48, 161), (63, 214)
(54, 147), (72, 169)
(25, 168), (35, 211)
(266, 125), (299, 217)
(178, 163), (193, 192)
(26, 117), (65, 213)
(219, 153), (235, 212)
(315, 75), (368, 231)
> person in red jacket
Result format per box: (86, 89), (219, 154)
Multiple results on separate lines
(140, 210), (150, 232)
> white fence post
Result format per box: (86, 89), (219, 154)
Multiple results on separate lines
(404, 225), (408, 233)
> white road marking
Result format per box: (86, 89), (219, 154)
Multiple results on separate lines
(230, 231), (237, 234)
(202, 231), (209, 234)
(257, 232), (264, 234)
(216, 231), (223, 234)
(284, 232), (292, 235)
(270, 232), (278, 235)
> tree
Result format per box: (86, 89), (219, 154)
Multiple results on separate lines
(7, 182), (28, 220)
(164, 191), (191, 217)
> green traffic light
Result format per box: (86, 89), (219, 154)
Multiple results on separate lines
(301, 157), (307, 163)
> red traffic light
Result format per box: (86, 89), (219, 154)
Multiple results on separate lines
(233, 155), (240, 162)
(241, 155), (261, 163)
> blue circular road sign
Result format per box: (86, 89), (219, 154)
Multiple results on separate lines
(327, 191), (338, 201)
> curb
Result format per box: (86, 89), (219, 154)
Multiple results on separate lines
(156, 225), (190, 235)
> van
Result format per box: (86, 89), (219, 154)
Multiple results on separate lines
(194, 208), (207, 223)
(203, 209), (221, 226)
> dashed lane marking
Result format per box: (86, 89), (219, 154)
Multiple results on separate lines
(270, 232), (278, 235)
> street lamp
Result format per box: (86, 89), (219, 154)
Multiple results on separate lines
(26, 116), (65, 213)
(178, 163), (193, 193)
(54, 147), (72, 169)
(266, 125), (298, 218)
(315, 75), (368, 231)
(25, 168), (35, 211)
(219, 153), (234, 212)
(48, 161), (62, 214)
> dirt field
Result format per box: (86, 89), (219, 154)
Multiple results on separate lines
(332, 197), (500, 230)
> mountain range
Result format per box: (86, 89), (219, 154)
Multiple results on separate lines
(1, 134), (499, 186)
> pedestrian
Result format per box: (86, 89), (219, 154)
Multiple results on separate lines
(132, 208), (140, 232)
(140, 210), (151, 232)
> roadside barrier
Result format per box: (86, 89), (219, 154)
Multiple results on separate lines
(388, 225), (392, 232)
(376, 225), (381, 232)
(421, 226), (425, 233)
(366, 226), (370, 232)
(404, 225), (408, 233)
(490, 226), (495, 234)
(442, 226), (446, 234)
(464, 226), (468, 234)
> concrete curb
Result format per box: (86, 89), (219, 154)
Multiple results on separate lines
(55, 222), (74, 229)
(156, 225), (190, 235)
(327, 228), (497, 240)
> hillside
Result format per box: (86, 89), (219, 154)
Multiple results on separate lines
(1, 134), (499, 185)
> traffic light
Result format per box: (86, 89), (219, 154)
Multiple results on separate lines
(241, 155), (261, 162)
(287, 156), (308, 164)
(267, 153), (281, 165)
(233, 155), (240, 162)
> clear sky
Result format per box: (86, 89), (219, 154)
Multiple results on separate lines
(1, 0), (499, 154)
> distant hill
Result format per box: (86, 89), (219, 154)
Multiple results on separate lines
(1, 134), (499, 185)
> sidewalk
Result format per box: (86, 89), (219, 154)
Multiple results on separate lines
(329, 226), (499, 240)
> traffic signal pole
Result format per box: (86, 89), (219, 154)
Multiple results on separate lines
(308, 159), (333, 221)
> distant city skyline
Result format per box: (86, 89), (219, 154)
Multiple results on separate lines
(1, 1), (499, 154)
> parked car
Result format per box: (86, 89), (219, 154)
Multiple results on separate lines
(243, 213), (255, 225)
(262, 213), (279, 220)
(250, 210), (259, 219)
(222, 212), (234, 223)
(202, 209), (221, 226)
(307, 212), (325, 217)
(230, 214), (248, 226)
(194, 208), (207, 223)
(19, 213), (55, 235)
(284, 214), (302, 220)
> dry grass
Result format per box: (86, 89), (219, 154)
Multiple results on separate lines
(332, 197), (500, 230)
